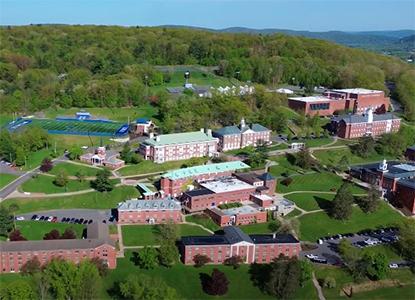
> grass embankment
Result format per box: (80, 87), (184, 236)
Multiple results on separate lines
(185, 215), (221, 232)
(2, 186), (139, 213)
(277, 172), (366, 194)
(121, 224), (212, 246)
(0, 174), (18, 189)
(15, 221), (85, 240)
(118, 157), (208, 176)
(285, 193), (335, 211)
(298, 202), (403, 242)
(49, 162), (101, 177)
(20, 175), (92, 194)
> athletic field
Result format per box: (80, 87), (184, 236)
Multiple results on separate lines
(6, 118), (129, 137)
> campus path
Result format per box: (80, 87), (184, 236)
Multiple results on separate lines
(312, 272), (326, 300)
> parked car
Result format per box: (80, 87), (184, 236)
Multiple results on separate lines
(31, 215), (38, 220)
(79, 218), (84, 224)
(47, 216), (53, 222)
(61, 217), (67, 222)
(69, 218), (75, 223)
(306, 254), (319, 259)
(83, 219), (89, 224)
(15, 216), (25, 221)
(39, 216), (45, 221)
(51, 217), (58, 223)
(389, 263), (399, 269)
(311, 258), (327, 264)
(88, 220), (93, 224)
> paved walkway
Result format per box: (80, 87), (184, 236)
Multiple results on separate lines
(312, 272), (326, 300)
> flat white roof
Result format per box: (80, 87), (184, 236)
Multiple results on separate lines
(251, 194), (273, 201)
(222, 205), (259, 216)
(200, 177), (254, 194)
(288, 96), (332, 103)
(331, 88), (383, 94)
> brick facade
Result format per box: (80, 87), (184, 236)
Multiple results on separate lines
(394, 180), (415, 215)
(206, 206), (267, 227)
(336, 116), (400, 139)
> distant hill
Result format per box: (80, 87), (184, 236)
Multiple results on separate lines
(162, 25), (415, 58)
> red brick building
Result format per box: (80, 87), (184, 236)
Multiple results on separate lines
(212, 119), (271, 151)
(180, 226), (300, 265)
(350, 160), (415, 214)
(181, 172), (276, 213)
(79, 146), (125, 169)
(0, 223), (116, 273)
(133, 118), (155, 136)
(206, 205), (267, 227)
(139, 130), (218, 164)
(288, 88), (390, 116)
(394, 179), (415, 215)
(117, 198), (182, 224)
(160, 161), (250, 197)
(332, 110), (400, 139)
(405, 146), (415, 161)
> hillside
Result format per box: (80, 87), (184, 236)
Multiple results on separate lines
(0, 25), (413, 121)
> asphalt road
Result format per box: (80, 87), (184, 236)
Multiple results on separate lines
(18, 209), (115, 224)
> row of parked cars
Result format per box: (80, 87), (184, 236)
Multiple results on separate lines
(305, 254), (327, 264)
(317, 233), (355, 244)
(31, 214), (93, 225)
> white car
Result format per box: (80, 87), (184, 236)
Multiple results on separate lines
(365, 239), (379, 246)
(35, 216), (41, 221)
(389, 263), (399, 269)
(15, 216), (25, 221)
(306, 254), (319, 259)
(47, 216), (53, 222)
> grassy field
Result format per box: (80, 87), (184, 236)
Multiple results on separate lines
(121, 224), (212, 246)
(313, 147), (397, 167)
(283, 208), (303, 218)
(49, 162), (101, 177)
(304, 137), (335, 148)
(185, 214), (221, 232)
(43, 104), (158, 123)
(298, 202), (403, 241)
(277, 172), (366, 194)
(21, 148), (62, 171)
(268, 155), (309, 177)
(20, 174), (92, 194)
(315, 265), (415, 300)
(238, 222), (274, 234)
(0, 173), (18, 189)
(102, 250), (317, 300)
(361, 244), (402, 261)
(118, 157), (208, 176)
(2, 186), (139, 213)
(15, 221), (85, 240)
(285, 193), (335, 211)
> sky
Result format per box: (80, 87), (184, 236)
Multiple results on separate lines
(1, 0), (414, 32)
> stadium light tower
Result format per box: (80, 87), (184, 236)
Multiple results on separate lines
(184, 71), (190, 86)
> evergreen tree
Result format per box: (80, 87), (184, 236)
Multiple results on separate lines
(358, 185), (380, 213)
(91, 168), (114, 192)
(330, 182), (354, 220)
(202, 268), (229, 296)
(0, 206), (13, 237)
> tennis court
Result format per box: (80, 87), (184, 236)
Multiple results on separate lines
(6, 118), (129, 137)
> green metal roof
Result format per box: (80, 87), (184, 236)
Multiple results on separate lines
(142, 131), (217, 147)
(162, 161), (250, 180)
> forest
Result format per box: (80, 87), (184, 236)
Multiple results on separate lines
(0, 25), (414, 121)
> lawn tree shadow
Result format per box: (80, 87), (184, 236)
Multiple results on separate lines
(130, 251), (140, 266)
(107, 280), (122, 299)
(248, 263), (272, 293)
(199, 272), (211, 294)
(314, 196), (332, 210)
(286, 153), (297, 166)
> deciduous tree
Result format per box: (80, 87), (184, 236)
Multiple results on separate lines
(330, 182), (354, 220)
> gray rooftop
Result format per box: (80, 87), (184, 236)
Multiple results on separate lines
(397, 178), (415, 189)
(223, 226), (253, 244)
(213, 123), (270, 136)
(336, 113), (399, 124)
(117, 198), (181, 211)
(351, 161), (415, 179)
(0, 223), (114, 252)
(200, 177), (254, 194)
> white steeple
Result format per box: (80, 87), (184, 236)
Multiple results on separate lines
(240, 118), (246, 128)
(367, 107), (374, 123)
(378, 159), (388, 172)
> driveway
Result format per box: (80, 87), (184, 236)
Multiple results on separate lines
(18, 209), (115, 224)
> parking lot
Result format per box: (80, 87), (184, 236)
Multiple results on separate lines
(301, 227), (402, 266)
(17, 209), (117, 225)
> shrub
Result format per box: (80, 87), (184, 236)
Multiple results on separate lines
(224, 255), (244, 269)
(322, 276), (336, 289)
(281, 177), (293, 186)
(202, 268), (229, 296)
(9, 229), (27, 241)
(193, 254), (211, 268)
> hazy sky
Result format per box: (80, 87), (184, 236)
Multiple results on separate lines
(1, 0), (414, 31)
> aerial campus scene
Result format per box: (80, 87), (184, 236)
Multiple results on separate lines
(0, 1), (414, 300)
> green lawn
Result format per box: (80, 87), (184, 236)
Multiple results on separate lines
(20, 174), (92, 194)
(277, 172), (366, 194)
(361, 244), (401, 261)
(43, 104), (158, 123)
(185, 214), (221, 232)
(238, 222), (274, 234)
(285, 193), (335, 211)
(313, 147), (397, 168)
(49, 162), (101, 177)
(284, 208), (303, 218)
(267, 143), (289, 151)
(15, 221), (85, 240)
(315, 266), (415, 300)
(103, 249), (317, 300)
(299, 202), (403, 241)
(268, 155), (309, 177)
(0, 173), (18, 189)
(22, 149), (63, 171)
(304, 137), (334, 148)
(122, 224), (212, 246)
(118, 157), (208, 176)
(2, 186), (139, 213)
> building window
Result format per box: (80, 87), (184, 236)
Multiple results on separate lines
(310, 103), (329, 110)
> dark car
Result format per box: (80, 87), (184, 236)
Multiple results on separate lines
(311, 258), (328, 264)
(109, 216), (115, 222)
(79, 218), (84, 224)
(39, 216), (45, 221)
(69, 218), (75, 223)
(83, 219), (89, 224)
(31, 215), (38, 220)
(102, 220), (107, 224)
(88, 220), (93, 224)
(52, 217), (58, 223)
